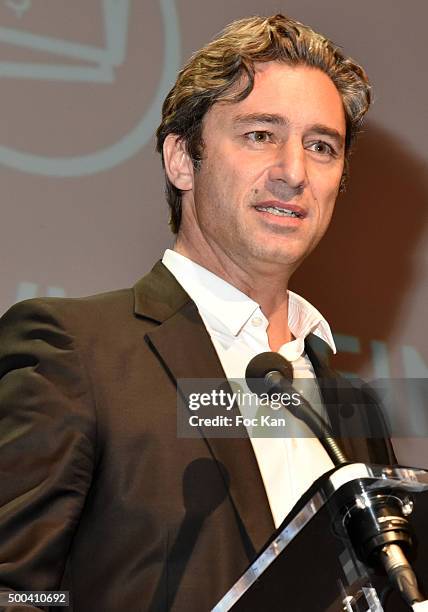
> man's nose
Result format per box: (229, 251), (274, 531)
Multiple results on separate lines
(267, 139), (307, 194)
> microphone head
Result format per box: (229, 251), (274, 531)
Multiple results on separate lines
(245, 351), (293, 395)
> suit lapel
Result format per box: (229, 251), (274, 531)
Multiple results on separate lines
(305, 334), (395, 465)
(134, 262), (275, 555)
(305, 334), (356, 460)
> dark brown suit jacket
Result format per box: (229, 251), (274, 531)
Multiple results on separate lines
(0, 262), (396, 611)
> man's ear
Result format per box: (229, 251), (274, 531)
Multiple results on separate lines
(163, 134), (194, 191)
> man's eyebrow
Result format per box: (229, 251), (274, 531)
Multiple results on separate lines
(232, 113), (289, 127)
(310, 124), (345, 148)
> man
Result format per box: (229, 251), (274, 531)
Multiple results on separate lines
(0, 14), (395, 611)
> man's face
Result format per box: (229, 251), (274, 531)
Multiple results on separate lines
(179, 62), (346, 274)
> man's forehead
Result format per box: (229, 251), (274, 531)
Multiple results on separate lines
(205, 62), (345, 131)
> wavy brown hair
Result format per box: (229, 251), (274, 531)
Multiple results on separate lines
(156, 14), (371, 233)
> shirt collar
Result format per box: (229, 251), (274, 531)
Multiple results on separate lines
(288, 290), (336, 354)
(163, 249), (258, 335)
(162, 249), (336, 353)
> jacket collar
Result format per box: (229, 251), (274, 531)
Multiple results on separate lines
(134, 260), (191, 323)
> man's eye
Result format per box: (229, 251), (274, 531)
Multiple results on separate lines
(308, 141), (336, 156)
(246, 131), (273, 143)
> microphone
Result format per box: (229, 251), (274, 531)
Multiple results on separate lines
(245, 351), (348, 466)
(245, 351), (425, 607)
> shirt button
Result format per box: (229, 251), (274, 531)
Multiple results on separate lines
(251, 316), (263, 327)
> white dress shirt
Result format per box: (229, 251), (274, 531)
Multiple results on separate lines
(163, 249), (336, 527)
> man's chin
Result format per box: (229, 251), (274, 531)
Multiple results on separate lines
(247, 245), (307, 270)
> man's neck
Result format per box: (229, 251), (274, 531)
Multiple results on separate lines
(173, 240), (294, 350)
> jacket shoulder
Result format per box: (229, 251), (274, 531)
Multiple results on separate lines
(1, 286), (140, 336)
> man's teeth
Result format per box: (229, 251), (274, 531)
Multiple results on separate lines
(256, 205), (300, 218)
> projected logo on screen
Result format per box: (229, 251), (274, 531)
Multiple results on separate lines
(3, 1), (32, 19)
(0, 0), (180, 176)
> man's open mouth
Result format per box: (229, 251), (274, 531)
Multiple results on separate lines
(255, 205), (304, 218)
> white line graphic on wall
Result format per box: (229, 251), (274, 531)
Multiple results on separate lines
(0, 0), (129, 82)
(16, 282), (65, 301)
(0, 0), (181, 176)
(4, 0), (32, 19)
